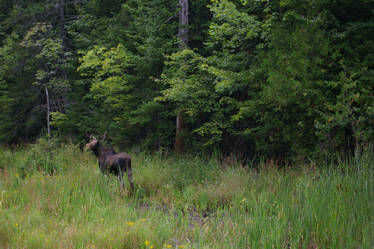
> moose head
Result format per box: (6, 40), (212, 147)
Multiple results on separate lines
(86, 134), (134, 193)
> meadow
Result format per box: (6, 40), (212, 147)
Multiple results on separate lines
(0, 140), (373, 249)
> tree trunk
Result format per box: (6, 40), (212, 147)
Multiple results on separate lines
(58, 0), (68, 53)
(178, 0), (189, 49)
(57, 0), (69, 110)
(175, 0), (188, 153)
(175, 113), (185, 153)
(45, 86), (51, 142)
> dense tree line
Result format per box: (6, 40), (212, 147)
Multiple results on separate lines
(0, 0), (373, 161)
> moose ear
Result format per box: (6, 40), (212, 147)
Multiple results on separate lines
(89, 134), (97, 141)
(100, 131), (107, 142)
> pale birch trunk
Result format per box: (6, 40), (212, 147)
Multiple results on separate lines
(45, 86), (51, 143)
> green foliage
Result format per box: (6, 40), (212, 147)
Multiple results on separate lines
(21, 22), (70, 90)
(87, 0), (124, 17)
(160, 49), (236, 149)
(160, 0), (374, 159)
(0, 2), (72, 144)
(1, 0), (374, 160)
(78, 44), (133, 104)
(314, 10), (374, 154)
(208, 0), (261, 51)
(0, 32), (44, 144)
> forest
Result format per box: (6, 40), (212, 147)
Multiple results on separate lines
(0, 1), (373, 248)
(0, 0), (373, 161)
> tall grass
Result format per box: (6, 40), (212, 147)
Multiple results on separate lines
(0, 141), (372, 248)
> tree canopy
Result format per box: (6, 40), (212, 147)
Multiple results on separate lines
(1, 0), (373, 161)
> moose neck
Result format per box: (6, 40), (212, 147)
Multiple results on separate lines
(93, 142), (116, 160)
(94, 142), (105, 158)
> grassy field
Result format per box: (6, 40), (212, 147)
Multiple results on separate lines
(0, 141), (373, 249)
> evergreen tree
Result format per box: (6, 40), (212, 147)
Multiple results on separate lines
(1, 0), (373, 161)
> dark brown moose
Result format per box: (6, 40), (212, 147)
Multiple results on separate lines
(86, 136), (134, 192)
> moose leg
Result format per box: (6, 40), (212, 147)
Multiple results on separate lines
(127, 159), (134, 191)
(118, 164), (124, 193)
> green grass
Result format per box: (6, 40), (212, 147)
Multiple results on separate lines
(0, 141), (373, 249)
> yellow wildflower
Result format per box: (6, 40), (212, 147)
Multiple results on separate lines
(167, 245), (172, 248)
(150, 246), (154, 249)
(126, 221), (135, 226)
(145, 240), (150, 246)
(14, 223), (18, 227)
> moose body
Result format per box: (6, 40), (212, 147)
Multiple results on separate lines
(86, 137), (134, 192)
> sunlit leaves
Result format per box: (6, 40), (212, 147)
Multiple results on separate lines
(161, 49), (216, 115)
(78, 44), (133, 104)
(208, 0), (261, 50)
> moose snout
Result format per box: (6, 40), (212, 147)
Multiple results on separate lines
(85, 143), (91, 151)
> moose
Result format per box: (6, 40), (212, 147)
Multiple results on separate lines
(85, 136), (134, 192)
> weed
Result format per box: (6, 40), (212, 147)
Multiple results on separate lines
(0, 143), (372, 248)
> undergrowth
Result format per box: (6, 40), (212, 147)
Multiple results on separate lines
(0, 140), (373, 248)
